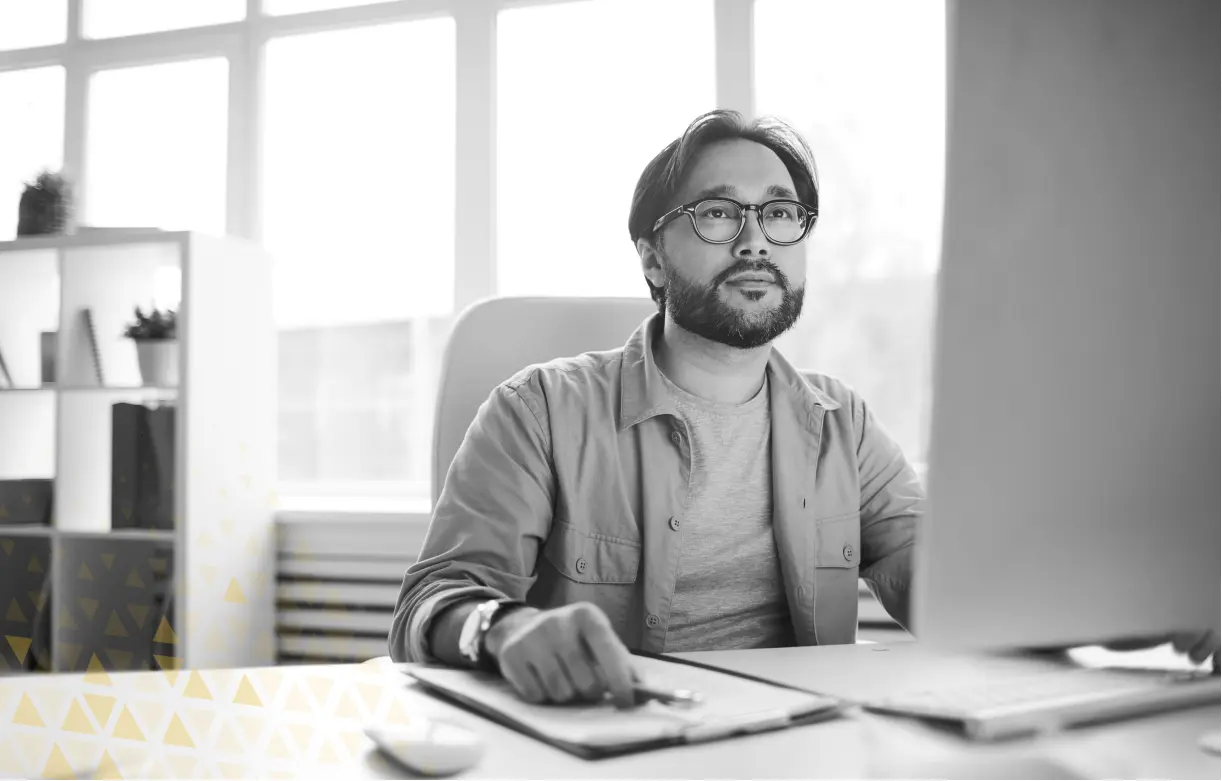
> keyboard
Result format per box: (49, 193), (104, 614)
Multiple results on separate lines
(863, 667), (1221, 740)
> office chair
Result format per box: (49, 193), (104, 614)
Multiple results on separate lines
(431, 296), (658, 506)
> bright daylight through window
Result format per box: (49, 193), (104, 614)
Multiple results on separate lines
(1, 0), (945, 511)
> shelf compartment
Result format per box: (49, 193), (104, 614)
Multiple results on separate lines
(0, 532), (52, 673)
(0, 247), (58, 390)
(54, 535), (176, 672)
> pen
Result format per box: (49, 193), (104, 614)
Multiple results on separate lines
(632, 681), (703, 708)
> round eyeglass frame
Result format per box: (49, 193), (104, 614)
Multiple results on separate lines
(651, 196), (820, 246)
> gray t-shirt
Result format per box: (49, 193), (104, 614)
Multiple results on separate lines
(660, 371), (794, 652)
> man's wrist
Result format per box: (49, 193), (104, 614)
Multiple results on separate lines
(483, 605), (539, 664)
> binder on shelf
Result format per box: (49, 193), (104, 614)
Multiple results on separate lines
(111, 402), (176, 530)
(405, 651), (846, 759)
(0, 479), (53, 526)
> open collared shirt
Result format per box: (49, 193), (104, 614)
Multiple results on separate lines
(388, 312), (924, 662)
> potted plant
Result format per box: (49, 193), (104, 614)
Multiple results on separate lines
(17, 169), (75, 236)
(124, 306), (178, 387)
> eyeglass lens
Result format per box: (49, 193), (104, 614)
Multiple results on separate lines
(692, 199), (811, 243)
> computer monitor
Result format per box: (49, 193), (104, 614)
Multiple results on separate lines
(912, 0), (1219, 651)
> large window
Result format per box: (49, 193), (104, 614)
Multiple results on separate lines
(263, 18), (456, 498)
(496, 0), (715, 298)
(756, 0), (946, 465)
(86, 59), (230, 235)
(0, 0), (946, 511)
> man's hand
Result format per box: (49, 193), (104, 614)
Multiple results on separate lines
(485, 602), (638, 707)
(1103, 629), (1220, 670)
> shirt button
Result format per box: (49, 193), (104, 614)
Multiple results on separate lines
(843, 544), (855, 562)
(576, 557), (588, 573)
(668, 516), (680, 532)
(670, 431), (682, 445)
(646, 614), (660, 628)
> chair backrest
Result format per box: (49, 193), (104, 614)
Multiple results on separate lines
(431, 296), (659, 506)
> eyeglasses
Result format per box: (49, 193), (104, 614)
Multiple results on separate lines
(652, 197), (819, 246)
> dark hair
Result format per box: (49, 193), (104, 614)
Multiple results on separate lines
(628, 109), (820, 313)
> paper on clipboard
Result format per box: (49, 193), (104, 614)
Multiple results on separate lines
(404, 653), (844, 758)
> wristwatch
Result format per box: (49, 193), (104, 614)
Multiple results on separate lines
(458, 598), (524, 673)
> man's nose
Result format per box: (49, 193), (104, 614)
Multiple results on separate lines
(734, 211), (770, 257)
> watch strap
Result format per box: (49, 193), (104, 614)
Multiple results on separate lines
(476, 598), (527, 674)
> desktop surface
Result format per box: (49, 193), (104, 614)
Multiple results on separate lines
(0, 645), (1216, 780)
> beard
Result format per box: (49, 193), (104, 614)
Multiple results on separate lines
(661, 254), (805, 350)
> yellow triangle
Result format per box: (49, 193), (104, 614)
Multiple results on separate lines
(214, 720), (246, 753)
(335, 691), (362, 720)
(127, 603), (150, 628)
(0, 538), (12, 555)
(83, 654), (112, 685)
(218, 761), (247, 779)
(266, 729), (292, 758)
(95, 749), (122, 779)
(77, 561), (92, 580)
(153, 616), (177, 644)
(233, 675), (262, 707)
(166, 755), (197, 778)
(355, 682), (384, 716)
(42, 743), (73, 779)
(317, 736), (342, 764)
(84, 693), (116, 728)
(224, 578), (246, 604)
(107, 648), (133, 669)
(182, 708), (216, 746)
(100, 552), (116, 569)
(58, 608), (77, 629)
(6, 635), (31, 664)
(59, 642), (82, 670)
(385, 697), (414, 726)
(126, 569), (145, 588)
(6, 598), (25, 622)
(61, 699), (95, 734)
(105, 610), (128, 638)
(78, 597), (99, 621)
(285, 723), (314, 754)
(339, 729), (367, 760)
(307, 676), (334, 706)
(163, 713), (194, 748)
(112, 706), (145, 741)
(13, 692), (44, 726)
(28, 554), (43, 573)
(149, 556), (167, 574)
(283, 681), (312, 711)
(154, 654), (181, 674)
(184, 670), (213, 700)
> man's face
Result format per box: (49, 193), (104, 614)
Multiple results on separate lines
(645, 138), (807, 350)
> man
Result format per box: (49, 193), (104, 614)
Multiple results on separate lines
(389, 110), (1217, 706)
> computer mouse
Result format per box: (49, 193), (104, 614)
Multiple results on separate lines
(364, 718), (485, 776)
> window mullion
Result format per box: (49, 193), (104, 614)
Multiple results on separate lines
(453, 0), (497, 312)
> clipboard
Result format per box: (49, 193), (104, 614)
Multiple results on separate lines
(404, 650), (847, 759)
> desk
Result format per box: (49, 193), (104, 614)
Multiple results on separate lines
(0, 644), (1217, 779)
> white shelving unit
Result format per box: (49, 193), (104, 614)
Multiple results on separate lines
(0, 231), (276, 675)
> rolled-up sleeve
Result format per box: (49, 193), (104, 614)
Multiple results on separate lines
(388, 380), (555, 663)
(854, 395), (925, 632)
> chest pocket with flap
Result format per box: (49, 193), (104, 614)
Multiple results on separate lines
(541, 521), (640, 584)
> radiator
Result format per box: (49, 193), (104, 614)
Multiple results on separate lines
(274, 517), (906, 664)
(275, 515), (428, 665)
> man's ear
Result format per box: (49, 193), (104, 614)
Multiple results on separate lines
(637, 237), (667, 290)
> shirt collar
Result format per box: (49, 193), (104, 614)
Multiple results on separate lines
(618, 311), (841, 431)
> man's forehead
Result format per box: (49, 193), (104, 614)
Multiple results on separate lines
(677, 138), (797, 201)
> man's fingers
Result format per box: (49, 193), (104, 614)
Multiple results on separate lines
(500, 656), (545, 703)
(577, 615), (636, 708)
(1188, 630), (1218, 665)
(559, 645), (604, 700)
(1170, 632), (1199, 655)
(532, 659), (576, 704)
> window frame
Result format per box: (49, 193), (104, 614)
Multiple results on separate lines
(1, 0), (933, 512)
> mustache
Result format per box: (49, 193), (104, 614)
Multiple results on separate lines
(713, 260), (788, 288)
